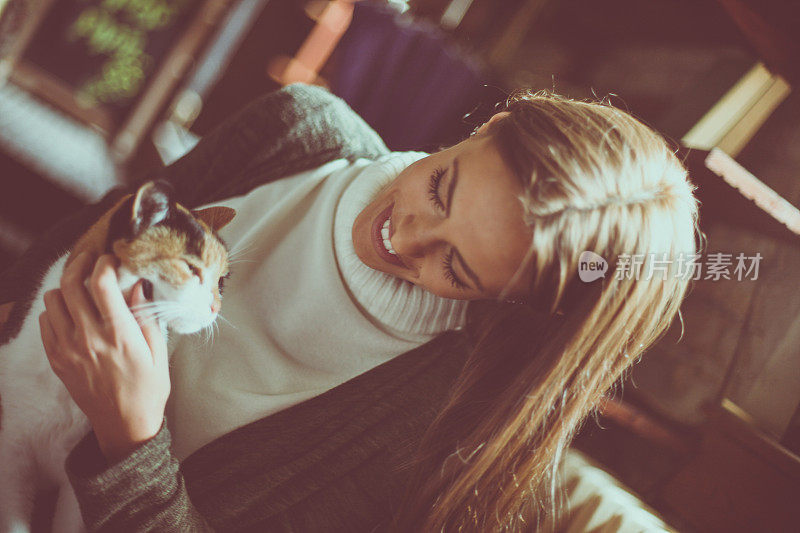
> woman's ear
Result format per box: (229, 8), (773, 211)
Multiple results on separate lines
(475, 111), (512, 136)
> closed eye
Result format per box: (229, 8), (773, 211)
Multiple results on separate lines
(427, 167), (446, 211)
(218, 271), (230, 292)
(443, 249), (467, 290)
(428, 160), (468, 290)
(185, 261), (202, 280)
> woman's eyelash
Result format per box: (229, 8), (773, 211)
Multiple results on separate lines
(443, 249), (467, 290)
(427, 167), (446, 211)
(429, 168), (464, 290)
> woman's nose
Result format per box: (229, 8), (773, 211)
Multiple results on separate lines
(392, 213), (438, 261)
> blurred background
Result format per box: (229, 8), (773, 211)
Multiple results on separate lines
(1, 0), (799, 531)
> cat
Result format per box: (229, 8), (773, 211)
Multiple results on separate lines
(0, 181), (236, 533)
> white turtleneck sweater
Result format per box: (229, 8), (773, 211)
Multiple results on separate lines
(166, 153), (468, 459)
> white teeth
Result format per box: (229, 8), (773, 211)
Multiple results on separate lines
(380, 218), (397, 255)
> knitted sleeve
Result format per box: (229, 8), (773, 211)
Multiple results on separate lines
(141, 82), (390, 208)
(65, 422), (212, 532)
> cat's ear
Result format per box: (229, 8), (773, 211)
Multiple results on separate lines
(192, 206), (236, 232)
(131, 181), (172, 236)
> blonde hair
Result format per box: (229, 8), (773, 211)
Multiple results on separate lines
(393, 90), (701, 531)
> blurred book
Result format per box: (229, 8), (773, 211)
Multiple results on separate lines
(680, 146), (800, 245)
(682, 62), (791, 157)
(705, 147), (800, 236)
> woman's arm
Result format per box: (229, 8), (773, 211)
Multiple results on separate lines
(40, 252), (211, 531)
(65, 422), (213, 532)
(147, 83), (389, 209)
(27, 84), (389, 531)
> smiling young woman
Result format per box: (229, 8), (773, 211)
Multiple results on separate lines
(3, 84), (699, 532)
(387, 90), (700, 531)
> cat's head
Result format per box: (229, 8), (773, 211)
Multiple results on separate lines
(108, 181), (236, 334)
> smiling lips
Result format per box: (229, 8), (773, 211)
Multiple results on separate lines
(372, 203), (405, 267)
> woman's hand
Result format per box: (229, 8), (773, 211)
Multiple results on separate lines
(39, 252), (170, 463)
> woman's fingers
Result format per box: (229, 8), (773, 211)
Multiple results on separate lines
(61, 251), (101, 330)
(39, 312), (59, 366)
(39, 310), (73, 380)
(42, 288), (75, 343)
(87, 254), (133, 330)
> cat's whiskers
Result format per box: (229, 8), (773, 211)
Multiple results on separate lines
(227, 258), (257, 266)
(128, 290), (228, 341)
(152, 310), (182, 322)
(130, 300), (182, 313)
(216, 313), (237, 330)
(129, 302), (165, 312)
(132, 302), (181, 321)
(132, 300), (186, 328)
(200, 321), (217, 345)
(227, 239), (258, 261)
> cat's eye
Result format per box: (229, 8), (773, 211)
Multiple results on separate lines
(185, 262), (202, 279)
(218, 272), (230, 292)
(141, 279), (154, 301)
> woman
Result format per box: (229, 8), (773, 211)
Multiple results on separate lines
(9, 83), (698, 531)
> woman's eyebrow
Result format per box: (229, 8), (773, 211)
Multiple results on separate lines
(444, 156), (484, 291)
(445, 157), (459, 217)
(453, 248), (484, 292)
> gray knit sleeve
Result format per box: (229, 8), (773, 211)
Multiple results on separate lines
(65, 423), (213, 532)
(149, 83), (389, 208)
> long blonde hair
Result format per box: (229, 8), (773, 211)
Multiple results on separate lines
(393, 90), (701, 531)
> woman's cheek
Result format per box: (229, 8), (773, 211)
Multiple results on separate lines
(417, 276), (450, 300)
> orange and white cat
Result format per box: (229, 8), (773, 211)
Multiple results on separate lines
(0, 182), (235, 533)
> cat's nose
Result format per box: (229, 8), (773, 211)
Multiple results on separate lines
(211, 302), (220, 314)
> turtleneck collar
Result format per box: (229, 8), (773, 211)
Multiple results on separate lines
(333, 152), (468, 341)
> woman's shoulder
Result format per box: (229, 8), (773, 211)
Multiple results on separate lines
(253, 83), (390, 163)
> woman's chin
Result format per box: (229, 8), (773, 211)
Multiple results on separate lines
(360, 254), (398, 278)
(352, 238), (382, 272)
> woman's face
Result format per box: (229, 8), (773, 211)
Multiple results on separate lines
(352, 126), (534, 301)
